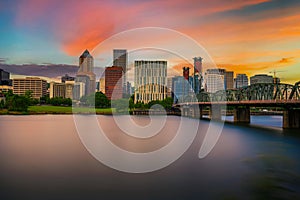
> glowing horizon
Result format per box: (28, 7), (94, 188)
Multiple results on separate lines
(0, 0), (299, 84)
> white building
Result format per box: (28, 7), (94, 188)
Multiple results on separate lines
(76, 49), (96, 96)
(134, 60), (167, 103)
(205, 69), (225, 93)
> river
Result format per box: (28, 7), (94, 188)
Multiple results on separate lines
(0, 115), (299, 199)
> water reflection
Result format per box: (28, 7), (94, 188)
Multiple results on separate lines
(0, 115), (299, 199)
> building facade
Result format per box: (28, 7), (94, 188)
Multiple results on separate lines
(225, 71), (234, 89)
(134, 60), (167, 103)
(61, 74), (75, 83)
(76, 49), (96, 96)
(105, 66), (123, 100)
(113, 49), (127, 95)
(205, 69), (226, 93)
(193, 57), (203, 93)
(13, 77), (47, 99)
(250, 74), (273, 85)
(0, 69), (12, 86)
(99, 78), (105, 94)
(73, 82), (85, 100)
(235, 74), (249, 88)
(49, 81), (74, 99)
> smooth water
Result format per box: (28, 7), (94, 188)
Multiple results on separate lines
(0, 115), (299, 200)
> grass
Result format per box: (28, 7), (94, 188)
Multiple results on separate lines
(28, 105), (113, 115)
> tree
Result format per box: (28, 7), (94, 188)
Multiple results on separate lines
(5, 94), (30, 112)
(95, 92), (110, 108)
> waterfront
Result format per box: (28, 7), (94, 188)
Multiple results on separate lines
(0, 115), (300, 199)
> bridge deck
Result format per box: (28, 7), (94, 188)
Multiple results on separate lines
(175, 100), (300, 107)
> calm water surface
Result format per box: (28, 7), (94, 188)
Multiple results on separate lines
(0, 115), (299, 200)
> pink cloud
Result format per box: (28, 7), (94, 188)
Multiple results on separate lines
(14, 0), (271, 55)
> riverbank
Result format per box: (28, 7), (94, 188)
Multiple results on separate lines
(0, 106), (283, 116)
(0, 106), (113, 115)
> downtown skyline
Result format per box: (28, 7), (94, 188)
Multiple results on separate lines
(0, 0), (300, 84)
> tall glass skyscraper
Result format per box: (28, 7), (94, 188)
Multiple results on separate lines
(113, 49), (127, 95)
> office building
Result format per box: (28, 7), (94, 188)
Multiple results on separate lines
(250, 74), (273, 85)
(50, 82), (66, 98)
(205, 69), (226, 93)
(73, 82), (85, 100)
(105, 66), (123, 100)
(65, 81), (74, 99)
(0, 85), (13, 93)
(134, 60), (167, 103)
(49, 81), (74, 99)
(61, 74), (75, 83)
(99, 78), (105, 94)
(183, 67), (190, 80)
(0, 69), (12, 86)
(235, 74), (248, 88)
(225, 71), (234, 89)
(76, 49), (96, 96)
(13, 77), (47, 99)
(167, 77), (173, 98)
(193, 57), (203, 93)
(113, 49), (127, 95)
(126, 82), (133, 95)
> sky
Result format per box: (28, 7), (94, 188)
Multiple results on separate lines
(0, 0), (299, 84)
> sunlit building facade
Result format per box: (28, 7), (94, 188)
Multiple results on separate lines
(13, 77), (47, 99)
(134, 60), (167, 104)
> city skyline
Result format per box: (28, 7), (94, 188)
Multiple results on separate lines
(0, 1), (299, 84)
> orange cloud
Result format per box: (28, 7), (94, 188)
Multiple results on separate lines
(14, 0), (273, 56)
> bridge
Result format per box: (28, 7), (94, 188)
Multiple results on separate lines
(174, 81), (300, 129)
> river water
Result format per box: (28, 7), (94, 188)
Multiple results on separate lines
(0, 115), (299, 199)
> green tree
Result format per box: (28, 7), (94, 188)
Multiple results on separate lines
(95, 92), (110, 108)
(5, 94), (30, 112)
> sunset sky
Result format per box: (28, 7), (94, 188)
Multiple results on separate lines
(0, 0), (299, 84)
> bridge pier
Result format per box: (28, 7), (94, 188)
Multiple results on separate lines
(234, 106), (250, 123)
(209, 105), (222, 120)
(283, 109), (300, 129)
(199, 106), (204, 119)
(181, 106), (189, 117)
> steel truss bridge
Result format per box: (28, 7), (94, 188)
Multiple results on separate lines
(174, 81), (300, 129)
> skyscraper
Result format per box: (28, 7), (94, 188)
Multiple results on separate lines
(105, 66), (123, 100)
(134, 60), (167, 103)
(113, 49), (127, 95)
(76, 49), (96, 96)
(235, 74), (248, 88)
(193, 57), (203, 93)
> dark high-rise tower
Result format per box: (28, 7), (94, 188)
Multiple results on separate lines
(193, 57), (203, 93)
(183, 67), (190, 80)
(113, 49), (127, 95)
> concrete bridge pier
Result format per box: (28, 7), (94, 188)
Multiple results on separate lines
(234, 106), (250, 123)
(181, 105), (189, 117)
(199, 106), (204, 119)
(283, 109), (300, 129)
(189, 105), (201, 118)
(209, 105), (222, 120)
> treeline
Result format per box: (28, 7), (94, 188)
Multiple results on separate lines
(0, 90), (72, 112)
(79, 92), (174, 112)
(1, 90), (37, 112)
